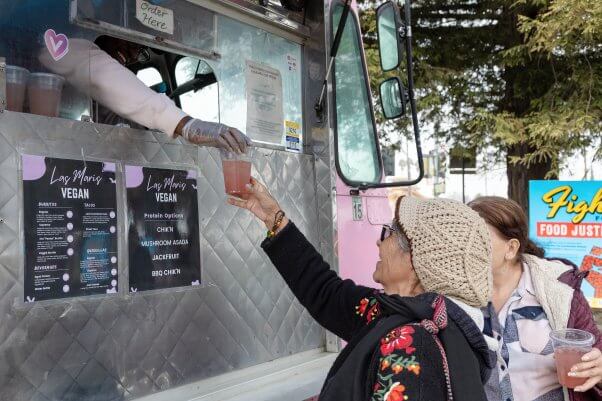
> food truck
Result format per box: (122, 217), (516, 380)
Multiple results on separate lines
(0, 0), (423, 399)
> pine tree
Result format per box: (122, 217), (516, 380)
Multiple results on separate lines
(360, 0), (602, 210)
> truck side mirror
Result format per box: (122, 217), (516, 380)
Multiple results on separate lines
(379, 77), (405, 119)
(376, 1), (403, 72)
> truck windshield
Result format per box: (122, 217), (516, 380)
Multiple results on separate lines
(332, 2), (381, 185)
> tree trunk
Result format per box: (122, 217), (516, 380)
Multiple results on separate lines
(501, 4), (557, 213)
(506, 144), (555, 214)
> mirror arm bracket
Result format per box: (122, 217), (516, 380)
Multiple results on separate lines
(397, 23), (407, 40)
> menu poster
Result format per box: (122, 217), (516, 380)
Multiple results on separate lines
(22, 155), (119, 302)
(126, 166), (201, 292)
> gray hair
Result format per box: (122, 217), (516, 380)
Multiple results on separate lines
(392, 221), (411, 252)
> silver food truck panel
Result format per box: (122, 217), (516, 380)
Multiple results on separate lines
(0, 0), (339, 399)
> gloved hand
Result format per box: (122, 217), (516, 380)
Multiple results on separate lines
(181, 119), (252, 154)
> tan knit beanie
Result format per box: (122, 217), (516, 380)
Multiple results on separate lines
(394, 196), (492, 307)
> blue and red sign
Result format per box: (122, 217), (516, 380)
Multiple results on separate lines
(529, 181), (602, 307)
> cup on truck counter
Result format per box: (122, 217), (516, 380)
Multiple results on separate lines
(27, 72), (65, 117)
(6, 65), (30, 112)
(221, 148), (253, 196)
(550, 328), (595, 389)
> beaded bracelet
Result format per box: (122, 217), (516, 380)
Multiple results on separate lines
(267, 210), (285, 239)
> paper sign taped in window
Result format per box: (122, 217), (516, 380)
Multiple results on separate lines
(136, 0), (175, 35)
(245, 60), (284, 145)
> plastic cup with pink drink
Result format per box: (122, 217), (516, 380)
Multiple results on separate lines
(5, 65), (30, 112)
(221, 148), (253, 196)
(27, 72), (65, 117)
(550, 328), (595, 389)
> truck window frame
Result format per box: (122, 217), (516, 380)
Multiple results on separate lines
(173, 55), (220, 122)
(331, 0), (383, 188)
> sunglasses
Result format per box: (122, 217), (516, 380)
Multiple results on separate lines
(116, 47), (151, 66)
(380, 224), (396, 242)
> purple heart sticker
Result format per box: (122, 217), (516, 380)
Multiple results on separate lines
(44, 29), (69, 61)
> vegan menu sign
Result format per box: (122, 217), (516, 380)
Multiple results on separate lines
(22, 155), (119, 302)
(126, 165), (201, 292)
(529, 181), (602, 307)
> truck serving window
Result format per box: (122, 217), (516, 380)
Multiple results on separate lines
(332, 3), (382, 185)
(90, 35), (219, 128)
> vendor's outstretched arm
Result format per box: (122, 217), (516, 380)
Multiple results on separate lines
(39, 39), (186, 136)
(39, 39), (250, 153)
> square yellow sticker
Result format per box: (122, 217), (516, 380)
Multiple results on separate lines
(285, 121), (301, 152)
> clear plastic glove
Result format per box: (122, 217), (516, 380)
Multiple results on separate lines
(182, 119), (251, 154)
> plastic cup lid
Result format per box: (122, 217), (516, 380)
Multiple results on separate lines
(6, 65), (30, 74)
(550, 329), (595, 346)
(28, 73), (66, 89)
(5, 65), (30, 83)
(219, 148), (253, 161)
(29, 72), (66, 82)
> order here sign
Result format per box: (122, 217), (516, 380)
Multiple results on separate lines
(529, 181), (602, 307)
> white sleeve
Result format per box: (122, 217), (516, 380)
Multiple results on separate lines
(39, 39), (187, 137)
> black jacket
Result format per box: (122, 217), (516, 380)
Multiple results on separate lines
(262, 222), (494, 401)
